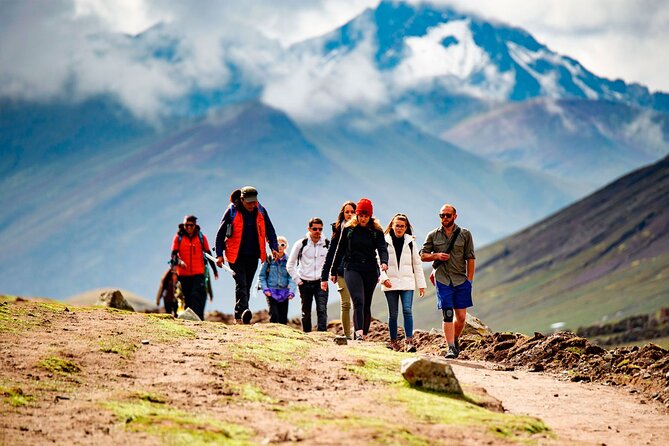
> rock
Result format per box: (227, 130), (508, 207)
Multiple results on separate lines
(400, 356), (463, 394)
(333, 336), (348, 346)
(461, 314), (493, 338)
(529, 363), (544, 372)
(96, 290), (134, 312)
(178, 308), (202, 321)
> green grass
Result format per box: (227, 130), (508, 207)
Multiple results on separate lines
(99, 339), (139, 358)
(228, 383), (276, 404)
(104, 400), (253, 446)
(142, 315), (198, 342)
(227, 324), (314, 366)
(346, 344), (550, 439)
(1, 385), (34, 407)
(132, 391), (168, 404)
(38, 356), (81, 375)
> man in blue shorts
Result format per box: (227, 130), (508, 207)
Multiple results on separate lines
(420, 204), (476, 358)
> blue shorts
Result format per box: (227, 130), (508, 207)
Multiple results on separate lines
(436, 280), (473, 310)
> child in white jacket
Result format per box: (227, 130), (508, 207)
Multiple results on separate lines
(379, 213), (426, 351)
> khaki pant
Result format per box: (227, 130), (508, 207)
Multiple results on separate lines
(338, 276), (352, 337)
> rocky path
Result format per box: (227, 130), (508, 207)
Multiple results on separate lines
(450, 359), (668, 446)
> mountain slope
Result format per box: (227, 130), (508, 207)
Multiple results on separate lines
(441, 99), (669, 188)
(410, 155), (669, 333)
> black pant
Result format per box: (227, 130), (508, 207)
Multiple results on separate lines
(266, 296), (289, 324)
(230, 253), (259, 319)
(299, 280), (328, 332)
(179, 274), (206, 320)
(344, 269), (379, 334)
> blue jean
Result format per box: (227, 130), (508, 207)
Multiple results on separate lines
(384, 290), (414, 340)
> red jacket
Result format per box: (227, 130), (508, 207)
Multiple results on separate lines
(171, 229), (211, 277)
(225, 208), (268, 264)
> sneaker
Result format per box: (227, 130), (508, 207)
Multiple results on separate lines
(405, 341), (417, 353)
(354, 332), (364, 341)
(241, 309), (253, 325)
(444, 346), (458, 359)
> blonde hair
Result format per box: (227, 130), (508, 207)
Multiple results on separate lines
(345, 215), (383, 232)
(277, 235), (288, 250)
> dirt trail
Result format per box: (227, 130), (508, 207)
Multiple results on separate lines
(449, 360), (668, 446)
(1, 299), (668, 445)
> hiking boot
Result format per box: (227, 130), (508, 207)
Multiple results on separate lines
(386, 340), (399, 351)
(241, 309), (253, 325)
(444, 346), (458, 359)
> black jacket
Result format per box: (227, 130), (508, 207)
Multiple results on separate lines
(330, 224), (389, 274)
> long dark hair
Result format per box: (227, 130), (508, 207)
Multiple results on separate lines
(384, 213), (413, 236)
(333, 201), (356, 236)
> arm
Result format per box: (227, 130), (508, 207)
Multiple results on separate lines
(412, 241), (427, 289)
(467, 258), (476, 282)
(320, 230), (339, 281)
(215, 208), (232, 259)
(262, 208), (279, 252)
(286, 241), (302, 285)
(202, 235), (218, 278)
(259, 261), (270, 291)
(375, 229), (389, 270)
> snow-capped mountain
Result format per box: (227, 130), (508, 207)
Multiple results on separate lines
(277, 0), (667, 122)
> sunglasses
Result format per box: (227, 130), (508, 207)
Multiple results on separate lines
(310, 227), (323, 232)
(279, 242), (287, 247)
(184, 223), (195, 227)
(439, 213), (453, 219)
(394, 224), (406, 229)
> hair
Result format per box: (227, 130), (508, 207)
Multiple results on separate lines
(184, 215), (197, 223)
(441, 204), (457, 215)
(277, 235), (288, 249)
(346, 215), (383, 232)
(308, 217), (323, 228)
(384, 213), (413, 236)
(333, 201), (357, 236)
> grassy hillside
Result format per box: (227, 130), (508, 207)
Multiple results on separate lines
(0, 296), (550, 445)
(359, 155), (669, 335)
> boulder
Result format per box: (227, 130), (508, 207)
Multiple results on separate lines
(400, 356), (463, 394)
(333, 335), (348, 346)
(177, 307), (202, 321)
(461, 314), (493, 338)
(96, 290), (134, 312)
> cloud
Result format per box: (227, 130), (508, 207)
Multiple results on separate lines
(263, 36), (389, 122)
(427, 0), (669, 92)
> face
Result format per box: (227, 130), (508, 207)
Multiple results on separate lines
(242, 200), (257, 211)
(343, 205), (355, 222)
(278, 240), (288, 254)
(392, 217), (407, 237)
(358, 214), (370, 226)
(184, 221), (196, 234)
(309, 223), (323, 240)
(439, 206), (456, 228)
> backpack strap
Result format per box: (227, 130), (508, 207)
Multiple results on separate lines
(445, 228), (461, 254)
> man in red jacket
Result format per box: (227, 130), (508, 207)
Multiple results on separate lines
(171, 215), (218, 320)
(215, 187), (279, 324)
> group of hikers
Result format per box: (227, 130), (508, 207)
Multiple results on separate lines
(157, 186), (475, 359)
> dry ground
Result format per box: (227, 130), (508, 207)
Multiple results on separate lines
(1, 297), (667, 445)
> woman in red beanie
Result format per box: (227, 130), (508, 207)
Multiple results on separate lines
(330, 198), (389, 340)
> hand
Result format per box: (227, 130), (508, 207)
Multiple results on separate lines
(214, 272), (219, 280)
(271, 249), (280, 258)
(382, 279), (392, 288)
(419, 288), (425, 298)
(330, 275), (337, 284)
(436, 253), (450, 261)
(264, 291), (272, 297)
(320, 281), (328, 292)
(298, 281), (304, 286)
(380, 263), (388, 272)
(289, 293), (294, 300)
(216, 256), (224, 267)
(179, 259), (187, 268)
